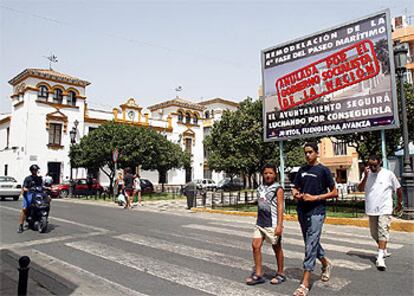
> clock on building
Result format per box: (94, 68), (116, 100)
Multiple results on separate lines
(127, 110), (135, 121)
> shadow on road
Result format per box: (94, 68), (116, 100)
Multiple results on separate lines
(0, 249), (77, 296)
(346, 250), (376, 264)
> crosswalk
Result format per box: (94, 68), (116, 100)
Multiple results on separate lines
(9, 217), (404, 296)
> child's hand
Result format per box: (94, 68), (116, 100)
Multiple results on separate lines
(274, 226), (283, 236)
(293, 192), (303, 200)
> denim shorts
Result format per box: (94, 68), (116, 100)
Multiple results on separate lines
(22, 192), (33, 209)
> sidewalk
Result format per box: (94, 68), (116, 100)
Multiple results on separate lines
(191, 208), (414, 233)
(55, 198), (414, 232)
(0, 250), (53, 296)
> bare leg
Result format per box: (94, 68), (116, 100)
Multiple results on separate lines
(272, 241), (284, 275)
(252, 238), (264, 276)
(302, 270), (312, 289)
(378, 240), (387, 250)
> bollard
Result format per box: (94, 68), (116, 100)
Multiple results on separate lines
(18, 256), (31, 296)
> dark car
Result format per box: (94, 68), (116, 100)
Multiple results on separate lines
(140, 179), (154, 194)
(216, 178), (244, 191)
(50, 178), (103, 198)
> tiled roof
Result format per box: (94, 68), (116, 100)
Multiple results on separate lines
(8, 68), (90, 87)
(198, 97), (239, 107)
(148, 97), (205, 111)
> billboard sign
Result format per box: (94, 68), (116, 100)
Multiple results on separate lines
(261, 10), (398, 141)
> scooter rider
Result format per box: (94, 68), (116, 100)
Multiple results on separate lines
(17, 164), (43, 233)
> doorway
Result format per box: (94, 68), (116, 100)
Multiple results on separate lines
(47, 162), (61, 184)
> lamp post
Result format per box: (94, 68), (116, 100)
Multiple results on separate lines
(69, 120), (79, 198)
(394, 44), (414, 220)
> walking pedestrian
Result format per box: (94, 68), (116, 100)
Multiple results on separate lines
(357, 154), (403, 271)
(123, 167), (134, 209)
(133, 173), (142, 206)
(292, 142), (338, 296)
(245, 163), (286, 286)
(115, 171), (124, 195)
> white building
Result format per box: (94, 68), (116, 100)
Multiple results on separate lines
(0, 68), (239, 186)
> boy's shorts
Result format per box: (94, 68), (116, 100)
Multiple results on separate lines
(22, 192), (33, 209)
(253, 225), (281, 245)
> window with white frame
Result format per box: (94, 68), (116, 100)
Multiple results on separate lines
(333, 140), (347, 156)
(49, 123), (62, 145)
(53, 89), (63, 104)
(38, 85), (48, 99)
(67, 91), (77, 106)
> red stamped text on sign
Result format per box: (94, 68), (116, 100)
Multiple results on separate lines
(275, 39), (380, 111)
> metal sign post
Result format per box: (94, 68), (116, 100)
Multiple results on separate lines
(279, 141), (285, 188)
(381, 130), (388, 169)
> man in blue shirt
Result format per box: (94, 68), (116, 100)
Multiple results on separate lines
(292, 142), (338, 296)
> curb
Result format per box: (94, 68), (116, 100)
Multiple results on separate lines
(191, 208), (414, 233)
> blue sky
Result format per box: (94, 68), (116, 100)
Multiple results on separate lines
(1, 0), (412, 113)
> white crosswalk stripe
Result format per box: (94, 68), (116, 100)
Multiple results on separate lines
(183, 224), (390, 255)
(115, 233), (351, 291)
(66, 240), (289, 296)
(207, 221), (403, 249)
(151, 228), (372, 271)
(14, 249), (147, 296)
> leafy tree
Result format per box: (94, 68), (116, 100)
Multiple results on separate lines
(334, 82), (414, 163)
(70, 121), (190, 192)
(204, 97), (307, 187)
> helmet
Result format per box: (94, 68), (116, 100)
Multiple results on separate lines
(29, 164), (40, 172)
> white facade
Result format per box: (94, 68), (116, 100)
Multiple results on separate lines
(0, 68), (239, 186)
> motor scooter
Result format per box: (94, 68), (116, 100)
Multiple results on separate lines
(26, 186), (50, 233)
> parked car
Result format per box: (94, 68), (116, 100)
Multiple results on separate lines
(216, 178), (243, 191)
(50, 178), (103, 198)
(0, 176), (21, 200)
(140, 179), (154, 194)
(193, 179), (217, 191)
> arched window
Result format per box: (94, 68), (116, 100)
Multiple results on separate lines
(193, 114), (198, 125)
(53, 89), (63, 104)
(185, 112), (191, 124)
(205, 110), (210, 119)
(38, 85), (48, 99)
(67, 91), (77, 106)
(177, 111), (183, 122)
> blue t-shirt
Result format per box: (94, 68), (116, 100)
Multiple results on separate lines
(293, 164), (335, 215)
(256, 182), (283, 228)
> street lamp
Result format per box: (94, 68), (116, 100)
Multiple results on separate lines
(69, 120), (79, 198)
(394, 43), (414, 220)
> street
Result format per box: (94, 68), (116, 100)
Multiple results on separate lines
(1, 199), (413, 296)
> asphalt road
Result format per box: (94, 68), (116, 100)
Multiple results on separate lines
(1, 198), (413, 296)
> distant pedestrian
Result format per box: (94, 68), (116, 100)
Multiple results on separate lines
(44, 173), (53, 187)
(123, 167), (134, 209)
(115, 171), (124, 195)
(357, 154), (403, 271)
(245, 163), (285, 286)
(292, 142), (338, 296)
(133, 173), (142, 206)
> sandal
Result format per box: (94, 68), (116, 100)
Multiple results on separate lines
(293, 284), (309, 296)
(321, 259), (332, 282)
(245, 273), (265, 285)
(270, 273), (286, 285)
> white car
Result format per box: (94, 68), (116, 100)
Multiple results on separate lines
(193, 179), (217, 191)
(0, 176), (22, 201)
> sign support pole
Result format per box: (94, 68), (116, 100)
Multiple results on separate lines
(279, 141), (285, 187)
(381, 130), (388, 169)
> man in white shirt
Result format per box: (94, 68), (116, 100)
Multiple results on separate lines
(358, 154), (403, 271)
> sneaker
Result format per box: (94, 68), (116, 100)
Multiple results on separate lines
(384, 250), (392, 258)
(376, 257), (387, 271)
(17, 225), (24, 233)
